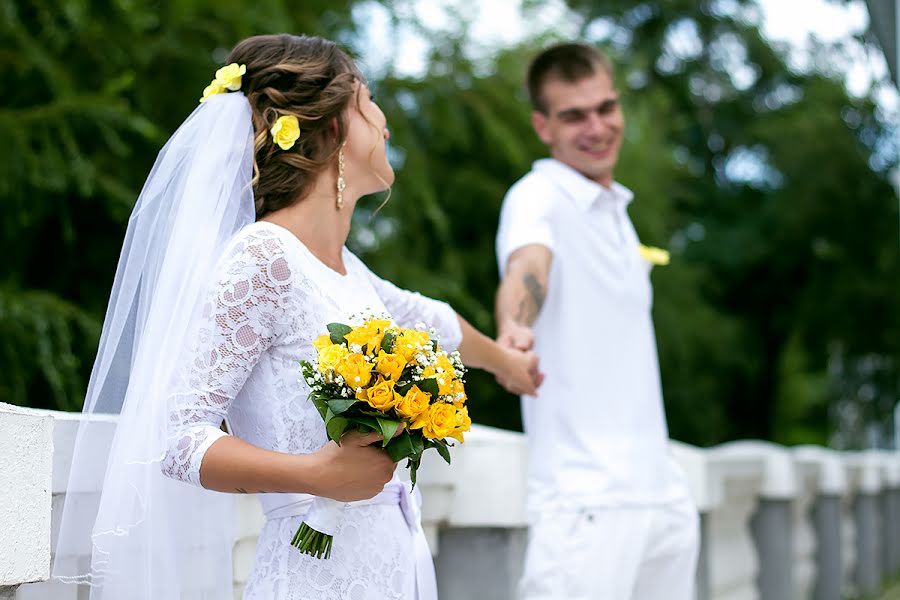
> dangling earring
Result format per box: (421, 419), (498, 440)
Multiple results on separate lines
(336, 147), (346, 210)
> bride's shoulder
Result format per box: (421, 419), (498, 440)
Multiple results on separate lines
(213, 222), (298, 281)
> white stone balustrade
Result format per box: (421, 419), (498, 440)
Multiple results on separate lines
(6, 404), (900, 600)
(0, 404), (53, 599)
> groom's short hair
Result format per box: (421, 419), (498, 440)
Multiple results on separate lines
(527, 43), (614, 114)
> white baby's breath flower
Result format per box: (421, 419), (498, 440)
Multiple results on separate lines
(349, 343), (363, 354)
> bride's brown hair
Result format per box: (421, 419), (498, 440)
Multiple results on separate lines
(227, 34), (363, 218)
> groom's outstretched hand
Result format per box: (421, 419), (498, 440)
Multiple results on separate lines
(494, 345), (544, 396)
(497, 320), (535, 352)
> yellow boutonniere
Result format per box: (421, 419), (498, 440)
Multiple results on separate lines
(270, 115), (301, 151)
(638, 244), (670, 266)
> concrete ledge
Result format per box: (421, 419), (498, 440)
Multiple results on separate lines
(0, 404), (53, 586)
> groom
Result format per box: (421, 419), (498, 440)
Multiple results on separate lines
(494, 43), (699, 600)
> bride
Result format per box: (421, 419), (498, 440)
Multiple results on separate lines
(54, 34), (540, 599)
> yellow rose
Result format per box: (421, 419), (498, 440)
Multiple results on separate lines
(312, 334), (333, 351)
(447, 405), (472, 443)
(344, 325), (384, 355)
(270, 115), (301, 151)
(366, 318), (393, 336)
(199, 79), (225, 103)
(336, 353), (373, 389)
(450, 379), (467, 406)
(395, 384), (431, 420)
(317, 344), (348, 374)
(411, 402), (456, 440)
(395, 329), (431, 362)
(365, 378), (397, 412)
(375, 352), (407, 381)
(435, 355), (457, 395)
(215, 62), (246, 91)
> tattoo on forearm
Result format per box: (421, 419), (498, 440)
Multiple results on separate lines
(235, 487), (248, 494)
(514, 272), (546, 325)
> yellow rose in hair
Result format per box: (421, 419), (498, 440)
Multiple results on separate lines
(365, 378), (397, 411)
(375, 352), (407, 381)
(215, 63), (246, 91)
(270, 115), (301, 151)
(395, 384), (431, 420)
(447, 405), (472, 443)
(199, 79), (225, 103)
(411, 402), (456, 440)
(317, 344), (348, 374)
(312, 334), (334, 352)
(336, 353), (373, 388)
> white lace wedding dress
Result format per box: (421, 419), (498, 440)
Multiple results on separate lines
(160, 221), (461, 599)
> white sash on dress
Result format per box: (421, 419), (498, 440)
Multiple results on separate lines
(258, 482), (437, 600)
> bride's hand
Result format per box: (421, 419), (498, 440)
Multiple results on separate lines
(309, 430), (398, 502)
(495, 346), (543, 396)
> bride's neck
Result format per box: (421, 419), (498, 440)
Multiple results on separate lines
(260, 177), (356, 273)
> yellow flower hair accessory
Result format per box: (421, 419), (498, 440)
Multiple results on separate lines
(638, 244), (671, 266)
(270, 115), (301, 151)
(199, 63), (247, 103)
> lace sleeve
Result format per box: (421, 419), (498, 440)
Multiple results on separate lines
(161, 230), (294, 486)
(356, 257), (463, 351)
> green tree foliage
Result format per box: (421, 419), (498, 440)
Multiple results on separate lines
(4, 0), (897, 450)
(0, 0), (364, 410)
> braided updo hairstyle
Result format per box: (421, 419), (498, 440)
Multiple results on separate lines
(226, 34), (363, 218)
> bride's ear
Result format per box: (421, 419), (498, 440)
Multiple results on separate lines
(328, 117), (341, 143)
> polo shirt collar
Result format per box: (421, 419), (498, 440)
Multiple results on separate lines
(533, 158), (634, 211)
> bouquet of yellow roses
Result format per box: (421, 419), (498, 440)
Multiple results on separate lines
(291, 317), (471, 559)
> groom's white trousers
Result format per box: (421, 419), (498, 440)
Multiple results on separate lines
(518, 495), (699, 600)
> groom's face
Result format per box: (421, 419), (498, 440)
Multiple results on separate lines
(531, 70), (624, 187)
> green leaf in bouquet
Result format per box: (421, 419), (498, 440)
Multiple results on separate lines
(375, 418), (402, 448)
(385, 429), (416, 462)
(417, 378), (439, 398)
(430, 339), (439, 353)
(356, 408), (395, 419)
(409, 457), (421, 490)
(395, 381), (413, 396)
(380, 330), (396, 354)
(326, 398), (358, 415)
(327, 322), (353, 345)
(410, 433), (425, 459)
(352, 416), (380, 433)
(434, 439), (452, 465)
(325, 415), (349, 444)
(311, 396), (329, 420)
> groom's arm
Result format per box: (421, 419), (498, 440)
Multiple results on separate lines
(495, 244), (553, 351)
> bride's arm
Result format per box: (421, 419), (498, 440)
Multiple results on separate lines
(162, 234), (393, 501)
(198, 430), (394, 501)
(454, 313), (541, 396)
(356, 258), (541, 396)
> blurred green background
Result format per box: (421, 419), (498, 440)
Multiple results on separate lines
(2, 0), (898, 449)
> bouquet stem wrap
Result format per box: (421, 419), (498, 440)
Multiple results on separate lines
(290, 497), (343, 559)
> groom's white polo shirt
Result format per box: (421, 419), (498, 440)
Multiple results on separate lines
(496, 158), (689, 519)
